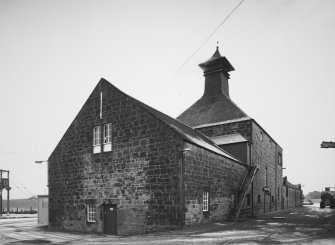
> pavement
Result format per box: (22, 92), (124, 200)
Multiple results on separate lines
(0, 213), (37, 219)
(0, 204), (335, 244)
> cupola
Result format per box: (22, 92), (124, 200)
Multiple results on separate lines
(199, 46), (234, 98)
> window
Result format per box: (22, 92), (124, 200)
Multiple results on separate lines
(246, 194), (251, 207)
(203, 192), (209, 212)
(278, 153), (282, 166)
(265, 166), (268, 186)
(93, 126), (101, 154)
(257, 195), (261, 204)
(103, 123), (112, 152)
(271, 195), (274, 203)
(231, 194), (235, 207)
(93, 123), (112, 153)
(87, 205), (96, 222)
(258, 131), (263, 141)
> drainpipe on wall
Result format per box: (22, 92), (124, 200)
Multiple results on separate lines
(249, 143), (254, 216)
(181, 147), (190, 228)
(275, 144), (277, 211)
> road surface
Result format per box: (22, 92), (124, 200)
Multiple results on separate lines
(0, 204), (334, 244)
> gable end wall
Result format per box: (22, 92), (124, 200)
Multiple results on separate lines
(48, 81), (185, 235)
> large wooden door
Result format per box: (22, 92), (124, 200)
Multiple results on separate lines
(104, 204), (117, 234)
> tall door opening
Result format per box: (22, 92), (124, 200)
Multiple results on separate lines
(104, 204), (117, 234)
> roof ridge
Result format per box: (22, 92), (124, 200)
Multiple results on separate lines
(100, 78), (241, 162)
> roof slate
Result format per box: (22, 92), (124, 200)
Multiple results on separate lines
(101, 78), (241, 162)
(177, 93), (249, 128)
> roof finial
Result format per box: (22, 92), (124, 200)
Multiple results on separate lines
(216, 41), (219, 50)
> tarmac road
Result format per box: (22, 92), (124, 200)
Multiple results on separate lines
(0, 204), (334, 244)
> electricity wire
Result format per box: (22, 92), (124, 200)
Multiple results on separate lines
(160, 0), (246, 89)
(5, 179), (38, 209)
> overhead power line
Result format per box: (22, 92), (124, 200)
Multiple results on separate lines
(161, 0), (246, 88)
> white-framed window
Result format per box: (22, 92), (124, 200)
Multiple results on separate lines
(93, 126), (101, 153)
(203, 192), (209, 212)
(87, 205), (96, 222)
(103, 123), (112, 152)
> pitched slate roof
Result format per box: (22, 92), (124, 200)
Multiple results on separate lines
(101, 78), (241, 162)
(177, 47), (249, 127)
(177, 93), (249, 128)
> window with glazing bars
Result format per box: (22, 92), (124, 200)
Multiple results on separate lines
(203, 192), (209, 212)
(103, 123), (112, 152)
(87, 205), (96, 222)
(93, 126), (101, 153)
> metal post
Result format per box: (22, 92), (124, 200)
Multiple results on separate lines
(0, 170), (10, 216)
(7, 171), (9, 214)
(0, 169), (2, 217)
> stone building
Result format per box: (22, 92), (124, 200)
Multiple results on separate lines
(48, 79), (250, 235)
(177, 47), (291, 216)
(282, 177), (303, 208)
(48, 47), (302, 235)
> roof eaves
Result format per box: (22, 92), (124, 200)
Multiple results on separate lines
(169, 124), (242, 163)
(211, 134), (249, 145)
(102, 79), (242, 163)
(193, 117), (252, 129)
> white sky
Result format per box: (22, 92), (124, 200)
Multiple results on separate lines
(0, 0), (334, 199)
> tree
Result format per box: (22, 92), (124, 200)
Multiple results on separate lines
(305, 191), (321, 200)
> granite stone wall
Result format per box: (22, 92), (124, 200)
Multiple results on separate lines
(282, 179), (302, 209)
(251, 122), (283, 215)
(48, 81), (184, 235)
(182, 142), (248, 225)
(196, 119), (283, 215)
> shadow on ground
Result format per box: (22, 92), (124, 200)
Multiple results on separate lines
(186, 206), (335, 244)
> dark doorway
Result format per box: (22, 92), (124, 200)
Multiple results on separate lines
(264, 194), (271, 213)
(104, 204), (117, 234)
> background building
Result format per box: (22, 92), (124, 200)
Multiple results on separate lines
(282, 177), (303, 208)
(178, 47), (300, 216)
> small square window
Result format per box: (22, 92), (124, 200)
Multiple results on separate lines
(87, 205), (96, 222)
(203, 192), (209, 212)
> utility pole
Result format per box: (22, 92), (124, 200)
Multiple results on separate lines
(0, 169), (11, 216)
(321, 141), (335, 148)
